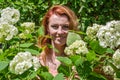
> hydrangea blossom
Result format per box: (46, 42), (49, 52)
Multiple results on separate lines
(97, 20), (120, 49)
(0, 7), (20, 24)
(19, 22), (35, 39)
(113, 49), (120, 66)
(64, 40), (89, 56)
(102, 65), (114, 76)
(86, 24), (102, 40)
(0, 22), (18, 42)
(9, 51), (41, 74)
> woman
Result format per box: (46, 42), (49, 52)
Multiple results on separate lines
(38, 5), (78, 76)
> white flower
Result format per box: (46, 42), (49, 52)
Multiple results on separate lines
(113, 49), (120, 65)
(32, 56), (41, 71)
(19, 22), (35, 39)
(0, 7), (20, 24)
(86, 23), (102, 40)
(64, 40), (89, 56)
(97, 20), (120, 49)
(9, 51), (41, 74)
(21, 22), (35, 32)
(0, 22), (18, 42)
(102, 65), (114, 75)
(15, 61), (32, 74)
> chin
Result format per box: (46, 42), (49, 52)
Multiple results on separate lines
(54, 41), (66, 46)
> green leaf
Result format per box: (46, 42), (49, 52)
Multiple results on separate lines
(53, 73), (64, 80)
(57, 57), (72, 66)
(66, 32), (81, 46)
(0, 0), (4, 2)
(38, 26), (44, 36)
(0, 61), (9, 71)
(106, 48), (114, 54)
(86, 50), (96, 61)
(27, 71), (37, 79)
(24, 49), (39, 55)
(76, 61), (92, 79)
(58, 64), (71, 77)
(75, 56), (84, 66)
(88, 72), (107, 80)
(20, 43), (33, 48)
(89, 40), (106, 54)
(69, 55), (80, 64)
(116, 70), (120, 78)
(40, 72), (53, 80)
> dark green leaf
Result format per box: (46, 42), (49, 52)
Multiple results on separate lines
(58, 64), (71, 77)
(89, 40), (106, 54)
(76, 61), (92, 79)
(69, 55), (80, 64)
(87, 72), (107, 80)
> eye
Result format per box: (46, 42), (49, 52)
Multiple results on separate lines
(62, 25), (69, 30)
(51, 25), (58, 29)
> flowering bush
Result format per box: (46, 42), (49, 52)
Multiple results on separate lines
(0, 7), (120, 80)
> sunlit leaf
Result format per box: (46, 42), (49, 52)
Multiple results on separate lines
(24, 49), (39, 55)
(20, 43), (33, 48)
(53, 73), (64, 80)
(86, 50), (96, 61)
(38, 26), (44, 36)
(57, 57), (72, 66)
(0, 61), (9, 71)
(40, 72), (53, 80)
(66, 32), (81, 46)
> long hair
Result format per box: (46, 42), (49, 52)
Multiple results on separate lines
(38, 5), (78, 64)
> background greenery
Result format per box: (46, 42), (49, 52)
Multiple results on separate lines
(0, 0), (120, 31)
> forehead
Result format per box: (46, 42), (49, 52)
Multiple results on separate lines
(49, 14), (69, 25)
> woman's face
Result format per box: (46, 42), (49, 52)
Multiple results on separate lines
(48, 14), (69, 46)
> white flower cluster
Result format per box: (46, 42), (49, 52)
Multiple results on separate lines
(103, 49), (120, 77)
(113, 49), (120, 67)
(86, 24), (102, 40)
(0, 22), (18, 41)
(0, 7), (20, 42)
(19, 22), (35, 39)
(64, 40), (89, 56)
(96, 20), (120, 49)
(9, 51), (41, 74)
(0, 7), (20, 24)
(102, 65), (114, 75)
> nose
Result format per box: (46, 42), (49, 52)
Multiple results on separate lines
(57, 26), (63, 34)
